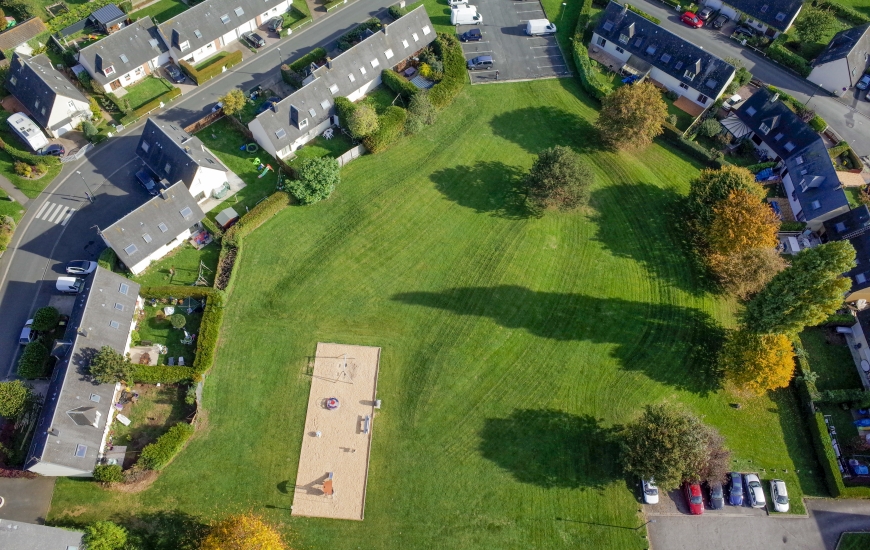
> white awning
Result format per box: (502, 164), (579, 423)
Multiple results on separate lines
(721, 114), (751, 139)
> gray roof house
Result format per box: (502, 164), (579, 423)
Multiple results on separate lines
(157, 0), (291, 65)
(0, 519), (84, 550)
(808, 24), (870, 96)
(89, 3), (127, 33)
(136, 118), (229, 202)
(701, 0), (803, 36)
(249, 6), (436, 159)
(77, 17), (170, 93)
(822, 205), (870, 302)
(25, 267), (140, 477)
(99, 182), (205, 275)
(590, 2), (735, 109)
(5, 53), (92, 137)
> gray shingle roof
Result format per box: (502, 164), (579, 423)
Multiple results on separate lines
(136, 118), (227, 187)
(725, 0), (803, 32)
(0, 519), (84, 550)
(158, 0), (287, 59)
(593, 2), (735, 97)
(78, 17), (168, 86)
(824, 206), (870, 294)
(813, 24), (870, 88)
(26, 268), (140, 474)
(5, 53), (89, 130)
(101, 181), (205, 268)
(90, 3), (126, 26)
(252, 6), (435, 153)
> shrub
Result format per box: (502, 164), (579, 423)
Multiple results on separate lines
(347, 103), (379, 138)
(745, 161), (777, 173)
(382, 69), (418, 101)
(13, 161), (30, 177)
(138, 422), (195, 470)
(625, 3), (660, 23)
(363, 106), (407, 153)
(525, 145), (594, 210)
(83, 520), (128, 550)
(0, 380), (31, 418)
(816, 0), (870, 25)
(170, 313), (186, 329)
(334, 96), (356, 129)
(699, 118), (722, 138)
(90, 345), (135, 384)
(185, 384), (197, 405)
(131, 365), (194, 384)
(388, 3), (409, 18)
(223, 191), (291, 246)
(93, 464), (123, 483)
(809, 114), (827, 132)
(17, 341), (48, 379)
(82, 120), (98, 139)
(89, 97), (101, 120)
(287, 158), (340, 204)
(406, 91), (435, 134)
(98, 247), (117, 271)
(179, 51), (243, 85)
(32, 306), (59, 331)
(768, 35), (812, 77)
(194, 301), (224, 380)
(573, 42), (613, 101)
(130, 329), (141, 347)
(428, 33), (467, 109)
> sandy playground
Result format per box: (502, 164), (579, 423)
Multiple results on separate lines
(291, 343), (381, 520)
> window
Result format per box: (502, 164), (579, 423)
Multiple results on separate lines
(697, 93), (709, 104)
(774, 132), (784, 141)
(853, 68), (858, 76)
(602, 21), (614, 31)
(784, 141), (795, 152)
(275, 128), (287, 139)
(615, 46), (624, 54)
(645, 45), (656, 55)
(143, 233), (152, 243)
(164, 163), (171, 173)
(34, 99), (39, 108)
(234, 6), (244, 16)
(180, 40), (190, 51)
(124, 244), (137, 255)
(775, 12), (786, 22)
(221, 14), (230, 23)
(370, 58), (380, 68)
(412, 32), (419, 42)
(104, 65), (115, 76)
(795, 155), (804, 165)
(308, 107), (317, 117)
(109, 320), (120, 329)
(180, 207), (193, 219)
(75, 444), (87, 457)
(858, 273), (867, 284)
(385, 49), (394, 59)
(141, 141), (149, 152)
(299, 118), (308, 129)
(674, 61), (683, 70)
(679, 82), (689, 90)
(422, 25), (431, 35)
(683, 70), (696, 81)
(194, 29), (202, 38)
(90, 394), (101, 402)
(135, 67), (142, 75)
(596, 37), (606, 47)
(618, 33), (629, 44)
(759, 122), (770, 134)
(746, 106), (757, 116)
(760, 4), (768, 12)
(402, 39), (409, 48)
(329, 83), (339, 94)
(158, 222), (168, 232)
(835, 222), (847, 232)
(114, 303), (124, 311)
(811, 200), (821, 210)
(124, 74), (132, 81)
(660, 53), (671, 63)
(119, 283), (129, 295)
(348, 73), (356, 83)
(120, 54), (128, 63)
(359, 66), (367, 75)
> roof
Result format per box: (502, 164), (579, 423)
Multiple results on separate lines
(734, 88), (821, 161)
(101, 181), (205, 267)
(593, 2), (735, 97)
(78, 17), (168, 86)
(26, 268), (140, 474)
(136, 118), (227, 187)
(0, 519), (84, 550)
(815, 24), (870, 66)
(824, 207), (870, 294)
(158, 0), (287, 59)
(90, 3), (126, 25)
(252, 6), (435, 153)
(725, 0), (803, 32)
(0, 17), (47, 51)
(5, 53), (89, 130)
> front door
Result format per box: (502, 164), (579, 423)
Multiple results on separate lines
(109, 79), (121, 90)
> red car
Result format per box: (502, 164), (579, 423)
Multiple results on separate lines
(683, 481), (704, 515)
(681, 11), (704, 28)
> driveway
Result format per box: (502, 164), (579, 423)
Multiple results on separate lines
(647, 499), (870, 550)
(0, 477), (56, 523)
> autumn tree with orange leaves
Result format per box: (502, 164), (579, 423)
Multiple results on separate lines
(200, 513), (287, 550)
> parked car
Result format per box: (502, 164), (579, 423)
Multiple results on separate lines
(857, 74), (870, 90)
(135, 168), (159, 196)
(65, 260), (97, 275)
(770, 479), (789, 512)
(642, 478), (659, 504)
(733, 26), (755, 38)
(256, 96), (282, 115)
(164, 63), (185, 83)
(711, 13), (729, 29)
(56, 276), (84, 294)
(681, 11), (703, 28)
(19, 319), (34, 345)
(447, 0), (468, 6)
(242, 31), (266, 48)
(728, 472), (744, 506)
(697, 6), (715, 20)
(683, 481), (704, 515)
(467, 55), (493, 70)
(267, 16), (283, 33)
(37, 144), (65, 157)
(722, 93), (743, 111)
(708, 481), (724, 510)
(460, 28), (483, 42)
(744, 473), (766, 508)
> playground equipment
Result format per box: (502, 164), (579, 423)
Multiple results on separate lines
(326, 397), (340, 410)
(258, 164), (273, 179)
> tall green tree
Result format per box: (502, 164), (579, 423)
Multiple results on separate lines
(794, 7), (836, 44)
(31, 306), (59, 331)
(743, 241), (855, 335)
(89, 346), (135, 384)
(524, 145), (594, 211)
(0, 380), (32, 418)
(595, 81), (667, 150)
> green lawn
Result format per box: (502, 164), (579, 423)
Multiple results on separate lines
(49, 77), (827, 547)
(111, 384), (195, 457)
(130, 0), (189, 24)
(800, 328), (864, 392)
(0, 189), (25, 224)
(287, 133), (355, 166)
(136, 305), (202, 365)
(132, 242), (220, 288)
(121, 77), (175, 110)
(194, 52), (229, 71)
(838, 532), (870, 550)
(665, 99), (695, 132)
(362, 85), (402, 113)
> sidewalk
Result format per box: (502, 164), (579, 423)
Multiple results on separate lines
(0, 173), (29, 205)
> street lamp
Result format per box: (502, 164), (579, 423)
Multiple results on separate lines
(75, 170), (95, 203)
(277, 46), (283, 66)
(559, 2), (567, 22)
(635, 519), (656, 531)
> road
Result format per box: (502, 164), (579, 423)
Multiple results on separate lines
(0, 0), (394, 378)
(637, 0), (870, 157)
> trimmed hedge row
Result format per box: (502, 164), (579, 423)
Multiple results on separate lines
(768, 35), (812, 77)
(382, 69), (418, 101)
(817, 0), (870, 25)
(223, 191), (292, 247)
(120, 87), (182, 125)
(138, 422), (195, 470)
(428, 33), (467, 109)
(17, 340), (48, 379)
(625, 3), (660, 24)
(745, 161), (777, 173)
(363, 106), (407, 153)
(809, 114), (828, 132)
(337, 18), (381, 51)
(132, 365), (195, 384)
(573, 42), (613, 101)
(658, 122), (723, 166)
(289, 47), (327, 73)
(179, 51), (243, 85)
(0, 137), (61, 168)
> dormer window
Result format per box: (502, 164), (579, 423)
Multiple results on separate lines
(299, 118), (308, 129)
(104, 65), (115, 76)
(180, 40), (190, 51)
(759, 123), (770, 134)
(370, 58), (380, 68)
(221, 14), (230, 23)
(618, 33), (629, 44)
(683, 70), (695, 81)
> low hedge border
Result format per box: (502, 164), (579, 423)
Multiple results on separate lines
(428, 33), (467, 109)
(179, 50), (243, 85)
(624, 3), (660, 24)
(289, 47), (327, 73)
(382, 69), (418, 101)
(223, 191), (292, 246)
(137, 422), (195, 470)
(337, 18), (381, 50)
(132, 365), (195, 384)
(657, 122), (724, 167)
(572, 0), (612, 101)
(768, 35), (812, 78)
(119, 87), (182, 126)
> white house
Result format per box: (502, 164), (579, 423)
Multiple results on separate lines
(590, 2), (736, 109)
(99, 182), (205, 275)
(78, 17), (171, 93)
(249, 6), (435, 159)
(701, 0), (802, 38)
(4, 53), (92, 137)
(808, 24), (870, 96)
(158, 0), (291, 65)
(136, 118), (230, 202)
(25, 268), (141, 477)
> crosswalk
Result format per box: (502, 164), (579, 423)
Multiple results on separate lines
(33, 201), (76, 226)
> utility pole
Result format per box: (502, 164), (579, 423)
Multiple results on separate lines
(75, 170), (95, 203)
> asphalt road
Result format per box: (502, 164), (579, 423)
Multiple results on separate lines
(0, 0), (395, 378)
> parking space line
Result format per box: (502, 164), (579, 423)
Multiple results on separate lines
(471, 69), (498, 73)
(533, 54), (563, 58)
(537, 64), (567, 69)
(530, 45), (555, 48)
(516, 9), (543, 13)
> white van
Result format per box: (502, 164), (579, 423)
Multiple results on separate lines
(451, 6), (482, 25)
(56, 276), (84, 294)
(447, 0), (468, 7)
(526, 19), (556, 36)
(7, 112), (49, 152)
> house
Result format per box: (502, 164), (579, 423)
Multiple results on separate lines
(249, 6), (435, 159)
(99, 182), (205, 275)
(78, 17), (170, 93)
(0, 17), (47, 56)
(25, 267), (141, 477)
(822, 206), (870, 302)
(724, 88), (849, 231)
(157, 0), (291, 65)
(5, 53), (92, 137)
(89, 3), (127, 34)
(0, 519), (84, 550)
(808, 24), (870, 96)
(701, 0), (803, 37)
(589, 2), (736, 110)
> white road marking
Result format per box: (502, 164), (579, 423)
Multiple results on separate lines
(516, 9), (544, 13)
(534, 55), (564, 59)
(35, 201), (76, 225)
(60, 210), (74, 226)
(34, 201), (50, 218)
(40, 203), (59, 221)
(537, 64), (567, 68)
(48, 206), (69, 224)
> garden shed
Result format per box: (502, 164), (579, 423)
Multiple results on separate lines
(216, 207), (240, 229)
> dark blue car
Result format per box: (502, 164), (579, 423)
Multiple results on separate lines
(728, 472), (743, 506)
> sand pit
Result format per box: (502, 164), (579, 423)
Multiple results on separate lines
(291, 343), (381, 520)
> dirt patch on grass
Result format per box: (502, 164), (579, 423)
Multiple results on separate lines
(113, 469), (160, 493)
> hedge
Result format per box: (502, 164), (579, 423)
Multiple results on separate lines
(132, 365), (195, 384)
(382, 69), (418, 101)
(337, 18), (381, 51)
(428, 33), (467, 110)
(768, 35), (812, 77)
(93, 464), (123, 483)
(17, 340), (48, 379)
(745, 161), (777, 173)
(388, 3), (409, 19)
(138, 422), (195, 470)
(289, 47), (327, 73)
(223, 191), (292, 246)
(657, 122), (722, 166)
(179, 51), (243, 85)
(809, 114), (828, 132)
(829, 141), (851, 159)
(98, 247), (117, 271)
(573, 42), (613, 101)
(334, 96), (356, 127)
(120, 87), (182, 125)
(363, 106), (407, 153)
(816, 0), (870, 25)
(625, 3), (660, 24)
(812, 389), (870, 407)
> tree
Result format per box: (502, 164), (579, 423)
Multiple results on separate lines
(699, 117), (722, 138)
(743, 241), (855, 335)
(82, 120), (98, 139)
(89, 97), (102, 121)
(687, 165), (766, 229)
(83, 521), (128, 550)
(347, 103), (378, 138)
(200, 512), (287, 550)
(32, 306), (60, 331)
(171, 313), (187, 329)
(119, 97), (132, 115)
(595, 81), (668, 149)
(699, 429), (731, 483)
(89, 345), (135, 384)
(219, 89), (247, 118)
(17, 341), (48, 379)
(524, 145), (594, 211)
(720, 329), (795, 394)
(0, 380), (31, 418)
(287, 157), (340, 205)
(705, 189), (779, 258)
(93, 463), (123, 483)
(794, 7), (836, 44)
(712, 247), (787, 300)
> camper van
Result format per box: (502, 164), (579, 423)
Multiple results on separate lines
(451, 6), (482, 25)
(526, 19), (556, 36)
(7, 112), (49, 152)
(447, 0), (468, 7)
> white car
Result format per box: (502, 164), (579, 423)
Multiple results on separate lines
(744, 473), (766, 508)
(642, 478), (659, 504)
(19, 319), (34, 345)
(65, 260), (97, 275)
(770, 479), (789, 512)
(56, 276), (84, 294)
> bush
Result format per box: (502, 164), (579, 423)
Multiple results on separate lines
(289, 47), (327, 73)
(768, 35), (812, 77)
(83, 520), (128, 550)
(138, 422), (195, 470)
(388, 3), (409, 19)
(428, 33), (467, 109)
(179, 51), (243, 85)
(347, 103), (379, 138)
(781, 220), (807, 231)
(13, 161), (31, 177)
(625, 3), (660, 23)
(131, 365), (195, 383)
(93, 464), (123, 483)
(699, 118), (722, 138)
(287, 158), (341, 204)
(98, 247), (117, 271)
(828, 141), (851, 159)
(170, 313), (186, 329)
(82, 120), (98, 139)
(185, 384), (197, 405)
(809, 114), (827, 132)
(223, 191), (291, 246)
(334, 96), (356, 129)
(406, 91), (435, 134)
(32, 306), (59, 331)
(362, 106), (407, 153)
(17, 341), (48, 379)
(337, 18), (381, 51)
(0, 380), (31, 418)
(130, 329), (141, 347)
(382, 69), (418, 101)
(745, 161), (777, 173)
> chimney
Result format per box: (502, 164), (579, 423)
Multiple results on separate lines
(160, 187), (171, 200)
(290, 104), (300, 128)
(326, 57), (333, 69)
(383, 23), (388, 36)
(621, 3), (628, 15)
(272, 101), (279, 113)
(771, 93), (780, 103)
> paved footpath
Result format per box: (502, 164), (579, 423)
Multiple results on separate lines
(0, 173), (29, 205)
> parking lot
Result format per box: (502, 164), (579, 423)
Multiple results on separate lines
(645, 487), (769, 518)
(456, 0), (569, 83)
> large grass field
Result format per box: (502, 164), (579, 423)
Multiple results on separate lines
(48, 77), (827, 548)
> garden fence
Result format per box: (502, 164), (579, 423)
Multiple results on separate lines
(336, 144), (366, 167)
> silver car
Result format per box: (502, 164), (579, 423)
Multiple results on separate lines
(744, 473), (766, 508)
(19, 318), (34, 345)
(642, 478), (659, 504)
(770, 479), (789, 512)
(65, 260), (97, 275)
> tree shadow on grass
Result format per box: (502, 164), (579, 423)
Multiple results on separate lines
(392, 286), (724, 394)
(129, 509), (209, 550)
(489, 106), (601, 155)
(479, 409), (618, 489)
(429, 161), (534, 219)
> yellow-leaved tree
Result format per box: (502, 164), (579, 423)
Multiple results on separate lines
(200, 513), (287, 550)
(706, 189), (780, 258)
(720, 329), (795, 394)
